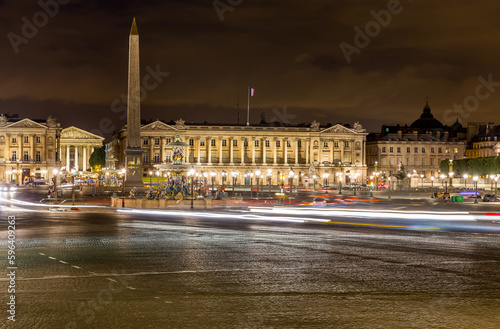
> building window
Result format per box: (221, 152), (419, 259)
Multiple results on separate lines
(407, 147), (411, 153)
(345, 141), (349, 148)
(334, 141), (339, 148)
(200, 139), (205, 147)
(143, 138), (148, 145)
(11, 151), (17, 161)
(255, 140), (259, 147)
(189, 139), (194, 146)
(422, 158), (426, 166)
(222, 139), (227, 147)
(11, 137), (17, 144)
(143, 153), (148, 163)
(323, 141), (328, 148)
(244, 140), (248, 147)
(166, 153), (171, 163)
(265, 140), (270, 147)
(431, 147), (435, 153)
(298, 140), (302, 148)
(154, 152), (160, 163)
(438, 147), (442, 153)
(454, 148), (458, 153)
(431, 158), (435, 166)
(154, 138), (160, 145)
(24, 151), (29, 161)
(166, 138), (171, 144)
(233, 139), (237, 147)
(288, 140), (292, 148)
(382, 147), (386, 153)
(276, 140), (281, 148)
(36, 136), (41, 144)
(397, 147), (401, 153)
(414, 147), (418, 153)
(389, 147), (394, 153)
(211, 139), (216, 147)
(24, 136), (29, 143)
(422, 147), (426, 153)
(35, 151), (41, 162)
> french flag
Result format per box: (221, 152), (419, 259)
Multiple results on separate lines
(249, 87), (255, 97)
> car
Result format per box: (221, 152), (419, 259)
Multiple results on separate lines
(0, 185), (17, 192)
(483, 194), (500, 202)
(437, 192), (450, 199)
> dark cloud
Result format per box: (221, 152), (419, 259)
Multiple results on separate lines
(1, 0), (499, 141)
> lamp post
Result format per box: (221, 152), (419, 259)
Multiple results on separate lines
(71, 169), (76, 205)
(149, 171), (153, 186)
(249, 172), (254, 198)
(232, 172), (238, 196)
(494, 176), (498, 202)
(156, 171), (160, 186)
(288, 170), (294, 196)
(322, 173), (329, 189)
(407, 173), (411, 191)
(221, 170), (227, 189)
(121, 169), (126, 205)
(463, 174), (468, 188)
(255, 170), (261, 200)
(388, 177), (392, 199)
(374, 161), (378, 190)
(267, 169), (272, 197)
(337, 172), (343, 194)
(473, 176), (479, 204)
(353, 173), (359, 196)
(448, 159), (454, 187)
(420, 174), (424, 189)
(431, 176), (434, 197)
(52, 169), (58, 203)
(211, 171), (216, 197)
(188, 169), (195, 209)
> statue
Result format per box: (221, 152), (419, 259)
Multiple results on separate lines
(310, 120), (320, 130)
(353, 121), (365, 132)
(0, 114), (7, 126)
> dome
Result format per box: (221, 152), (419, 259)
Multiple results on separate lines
(410, 101), (444, 129)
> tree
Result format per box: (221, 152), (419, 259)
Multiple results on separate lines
(89, 146), (106, 171)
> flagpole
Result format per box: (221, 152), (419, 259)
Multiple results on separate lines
(247, 86), (250, 126)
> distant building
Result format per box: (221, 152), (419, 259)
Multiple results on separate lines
(0, 114), (103, 184)
(465, 123), (499, 158)
(367, 102), (467, 179)
(108, 116), (368, 186)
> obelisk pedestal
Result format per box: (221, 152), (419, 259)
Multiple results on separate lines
(124, 18), (144, 188)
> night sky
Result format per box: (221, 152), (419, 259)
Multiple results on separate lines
(2, 0), (500, 141)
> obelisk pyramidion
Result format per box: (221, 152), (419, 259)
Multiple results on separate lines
(124, 17), (144, 188)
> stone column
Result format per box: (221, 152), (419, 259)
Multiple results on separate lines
(295, 139), (299, 165)
(262, 138), (267, 165)
(30, 134), (34, 161)
(340, 139), (344, 164)
(229, 137), (234, 165)
(149, 137), (154, 164)
(83, 146), (87, 171)
(219, 137), (223, 165)
(160, 137), (165, 163)
(351, 139), (355, 163)
(18, 134), (23, 161)
(284, 138), (288, 165)
(197, 138), (201, 165)
(251, 137), (256, 165)
(306, 139), (310, 164)
(362, 140), (366, 166)
(273, 138), (277, 165)
(207, 137), (212, 164)
(66, 145), (70, 169)
(75, 145), (79, 170)
(330, 139), (334, 164)
(185, 137), (190, 164)
(5, 133), (10, 161)
(318, 139), (323, 166)
(240, 138), (245, 165)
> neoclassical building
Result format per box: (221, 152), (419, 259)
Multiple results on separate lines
(108, 118), (368, 186)
(0, 114), (103, 184)
(466, 123), (500, 158)
(367, 103), (467, 178)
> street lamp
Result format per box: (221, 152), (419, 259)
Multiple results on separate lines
(322, 173), (329, 189)
(267, 169), (272, 197)
(255, 170), (261, 200)
(249, 172), (254, 198)
(431, 176), (435, 197)
(388, 177), (392, 199)
(288, 170), (294, 196)
(211, 171), (216, 197)
(52, 168), (58, 203)
(221, 170), (227, 188)
(473, 176), (479, 204)
(156, 171), (160, 186)
(336, 172), (343, 194)
(420, 174), (424, 189)
(463, 174), (468, 188)
(188, 169), (195, 209)
(494, 176), (498, 202)
(149, 171), (153, 186)
(353, 173), (359, 196)
(71, 169), (76, 205)
(232, 172), (238, 196)
(121, 168), (126, 201)
(374, 161), (378, 191)
(449, 159), (454, 187)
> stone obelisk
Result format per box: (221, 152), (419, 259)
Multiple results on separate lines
(124, 18), (144, 188)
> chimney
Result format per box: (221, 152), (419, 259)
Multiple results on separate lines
(444, 131), (449, 140)
(260, 111), (267, 124)
(436, 131), (441, 139)
(397, 130), (402, 139)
